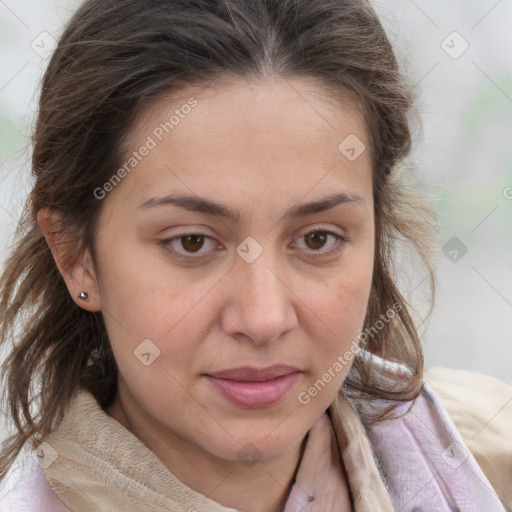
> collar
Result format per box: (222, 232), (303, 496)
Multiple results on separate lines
(39, 386), (393, 511)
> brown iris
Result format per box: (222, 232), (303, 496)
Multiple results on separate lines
(304, 231), (328, 250)
(181, 235), (205, 253)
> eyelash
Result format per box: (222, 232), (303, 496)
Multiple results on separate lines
(158, 228), (348, 262)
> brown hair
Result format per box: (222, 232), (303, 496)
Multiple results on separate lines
(0, 0), (437, 477)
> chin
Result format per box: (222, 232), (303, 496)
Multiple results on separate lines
(201, 415), (307, 464)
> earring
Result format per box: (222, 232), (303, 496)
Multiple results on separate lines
(77, 291), (89, 301)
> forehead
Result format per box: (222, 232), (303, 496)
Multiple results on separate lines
(128, 75), (366, 149)
(111, 77), (372, 213)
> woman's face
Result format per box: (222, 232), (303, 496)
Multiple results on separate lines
(89, 77), (374, 463)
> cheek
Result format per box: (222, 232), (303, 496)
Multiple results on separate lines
(309, 253), (373, 338)
(306, 279), (370, 378)
(92, 240), (195, 370)
(296, 279), (372, 410)
(96, 233), (207, 333)
(302, 245), (374, 388)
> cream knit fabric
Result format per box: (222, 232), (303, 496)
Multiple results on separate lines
(424, 367), (512, 511)
(40, 388), (393, 511)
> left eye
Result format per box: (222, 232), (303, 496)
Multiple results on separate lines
(293, 230), (347, 257)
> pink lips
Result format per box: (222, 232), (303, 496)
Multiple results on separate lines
(204, 365), (302, 408)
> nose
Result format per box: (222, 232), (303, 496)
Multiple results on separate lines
(221, 251), (297, 345)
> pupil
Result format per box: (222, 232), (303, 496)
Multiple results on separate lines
(182, 235), (204, 252)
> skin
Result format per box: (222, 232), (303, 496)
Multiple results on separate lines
(38, 76), (375, 512)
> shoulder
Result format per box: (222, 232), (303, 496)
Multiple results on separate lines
(424, 366), (512, 510)
(0, 445), (70, 512)
(346, 352), (509, 510)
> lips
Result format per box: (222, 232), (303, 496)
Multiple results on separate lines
(207, 365), (300, 381)
(204, 365), (302, 408)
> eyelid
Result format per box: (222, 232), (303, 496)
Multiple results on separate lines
(295, 223), (345, 239)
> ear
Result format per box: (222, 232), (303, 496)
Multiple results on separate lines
(37, 208), (102, 312)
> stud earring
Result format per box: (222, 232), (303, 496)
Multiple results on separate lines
(77, 291), (89, 301)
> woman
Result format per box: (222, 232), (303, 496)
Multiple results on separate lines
(0, 0), (510, 510)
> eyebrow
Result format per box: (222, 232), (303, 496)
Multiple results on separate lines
(137, 191), (365, 222)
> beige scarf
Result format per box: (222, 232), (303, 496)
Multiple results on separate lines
(40, 389), (394, 511)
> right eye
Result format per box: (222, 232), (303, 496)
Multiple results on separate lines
(158, 231), (222, 260)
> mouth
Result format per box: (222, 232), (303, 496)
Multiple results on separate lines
(204, 365), (302, 409)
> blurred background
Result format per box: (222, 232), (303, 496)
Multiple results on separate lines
(0, 0), (511, 405)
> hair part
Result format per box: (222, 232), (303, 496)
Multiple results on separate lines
(0, 0), (437, 477)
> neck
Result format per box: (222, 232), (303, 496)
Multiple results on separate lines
(105, 383), (307, 512)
